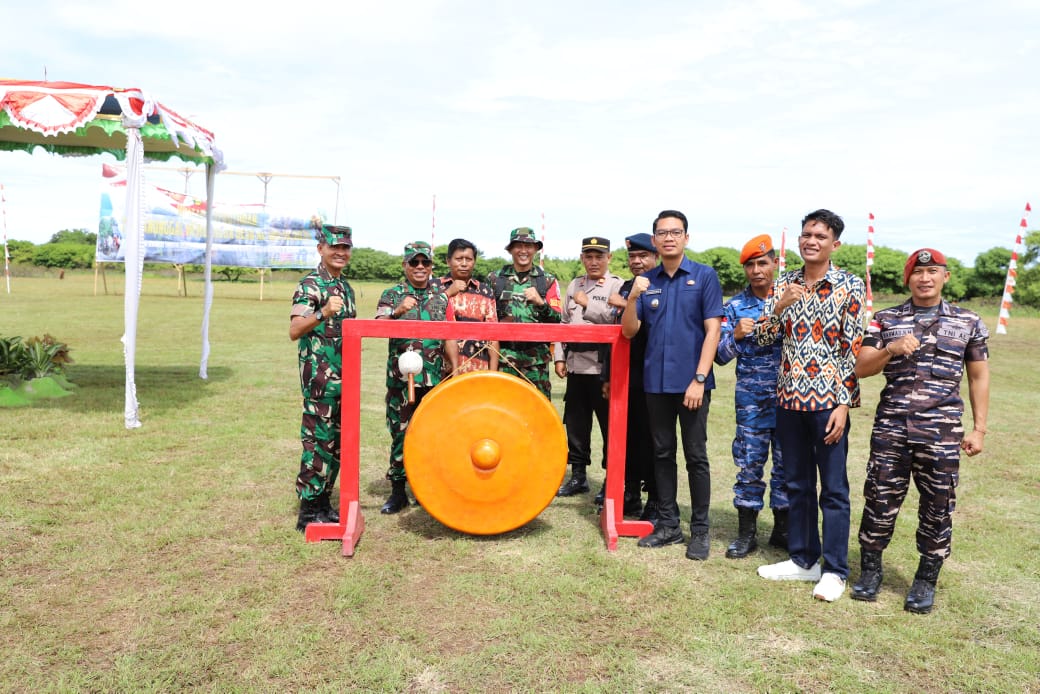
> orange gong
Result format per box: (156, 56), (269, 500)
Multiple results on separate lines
(404, 370), (567, 535)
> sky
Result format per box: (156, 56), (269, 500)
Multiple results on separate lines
(1, 0), (1037, 266)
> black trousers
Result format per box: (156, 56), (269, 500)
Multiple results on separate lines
(563, 373), (610, 470)
(645, 391), (712, 532)
(625, 383), (655, 498)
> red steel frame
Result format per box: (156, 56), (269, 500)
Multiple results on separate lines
(304, 319), (654, 555)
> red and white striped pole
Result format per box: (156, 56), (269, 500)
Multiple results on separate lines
(997, 202), (1030, 335)
(777, 227), (787, 273)
(865, 212), (875, 319)
(539, 211), (546, 270)
(1, 183), (10, 294)
(431, 194), (436, 248)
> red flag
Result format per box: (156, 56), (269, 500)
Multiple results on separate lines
(1021, 218), (1028, 227)
(1026, 202), (1032, 212)
(868, 212), (874, 220)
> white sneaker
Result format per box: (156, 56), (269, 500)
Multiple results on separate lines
(757, 559), (822, 581)
(813, 572), (846, 602)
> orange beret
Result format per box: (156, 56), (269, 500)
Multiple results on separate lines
(739, 234), (773, 264)
(903, 248), (947, 285)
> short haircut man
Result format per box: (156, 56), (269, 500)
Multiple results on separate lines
(755, 209), (864, 603)
(440, 238), (499, 374)
(622, 210), (724, 560)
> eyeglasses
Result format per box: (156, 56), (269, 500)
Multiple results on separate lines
(653, 228), (685, 238)
(407, 258), (433, 268)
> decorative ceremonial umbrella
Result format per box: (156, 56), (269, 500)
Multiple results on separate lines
(0, 79), (225, 428)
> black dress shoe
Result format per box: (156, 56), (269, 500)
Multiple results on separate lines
(557, 476), (590, 497)
(380, 492), (409, 514)
(637, 524), (684, 548)
(623, 493), (644, 517)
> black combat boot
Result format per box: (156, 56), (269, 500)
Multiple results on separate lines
(557, 465), (590, 497)
(295, 497), (321, 532)
(317, 490), (340, 524)
(381, 479), (409, 514)
(725, 508), (759, 559)
(904, 555), (944, 614)
(593, 481), (606, 506)
(768, 508), (789, 550)
(851, 550), (884, 601)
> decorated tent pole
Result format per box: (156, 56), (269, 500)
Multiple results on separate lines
(997, 202), (1031, 335)
(865, 213), (875, 319)
(1, 183), (10, 294)
(540, 212), (546, 270)
(777, 227), (787, 273)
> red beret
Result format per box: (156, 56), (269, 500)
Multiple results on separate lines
(739, 234), (773, 264)
(903, 248), (947, 286)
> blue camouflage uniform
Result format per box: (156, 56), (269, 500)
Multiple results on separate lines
(715, 287), (787, 512)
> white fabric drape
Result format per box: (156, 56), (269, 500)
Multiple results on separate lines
(121, 127), (146, 428)
(199, 163), (216, 379)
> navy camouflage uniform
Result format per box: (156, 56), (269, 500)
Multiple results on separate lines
(486, 263), (562, 399)
(291, 255), (357, 501)
(716, 286), (787, 511)
(858, 299), (989, 559)
(376, 275), (451, 482)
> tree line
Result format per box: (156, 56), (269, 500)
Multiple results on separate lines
(8, 228), (1040, 306)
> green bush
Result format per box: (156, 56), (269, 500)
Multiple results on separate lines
(0, 334), (73, 381)
(32, 243), (94, 269)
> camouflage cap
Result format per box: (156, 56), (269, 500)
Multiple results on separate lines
(505, 227), (543, 251)
(318, 224), (353, 247)
(403, 240), (433, 261)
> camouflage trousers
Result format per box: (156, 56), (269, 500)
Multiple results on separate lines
(858, 424), (961, 559)
(731, 424), (788, 511)
(385, 383), (433, 482)
(498, 347), (551, 399)
(296, 400), (340, 501)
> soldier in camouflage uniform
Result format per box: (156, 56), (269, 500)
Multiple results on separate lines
(289, 224), (357, 531)
(375, 241), (458, 514)
(851, 248), (990, 614)
(486, 227), (563, 399)
(715, 234), (788, 559)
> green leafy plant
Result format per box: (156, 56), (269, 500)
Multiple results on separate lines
(0, 334), (73, 381)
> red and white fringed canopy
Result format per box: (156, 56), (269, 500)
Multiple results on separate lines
(0, 80), (222, 167)
(0, 79), (224, 428)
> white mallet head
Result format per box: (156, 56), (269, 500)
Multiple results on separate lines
(398, 350), (424, 376)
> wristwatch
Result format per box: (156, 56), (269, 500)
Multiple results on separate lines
(694, 373), (707, 384)
(314, 308), (325, 322)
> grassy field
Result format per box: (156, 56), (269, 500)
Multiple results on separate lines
(1, 272), (1038, 692)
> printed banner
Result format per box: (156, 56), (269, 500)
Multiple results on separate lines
(96, 164), (320, 268)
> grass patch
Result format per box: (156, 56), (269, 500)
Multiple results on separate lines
(0, 271), (1037, 691)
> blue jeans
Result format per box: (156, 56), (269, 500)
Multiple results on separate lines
(776, 407), (851, 579)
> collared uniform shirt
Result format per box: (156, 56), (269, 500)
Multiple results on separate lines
(438, 275), (498, 374)
(554, 272), (624, 375)
(716, 286), (782, 428)
(755, 264), (864, 411)
(635, 257), (724, 394)
(376, 281), (453, 388)
(291, 262), (357, 405)
(862, 299), (988, 444)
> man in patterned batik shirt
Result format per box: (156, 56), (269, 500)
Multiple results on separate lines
(438, 238), (499, 374)
(755, 209), (864, 603)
